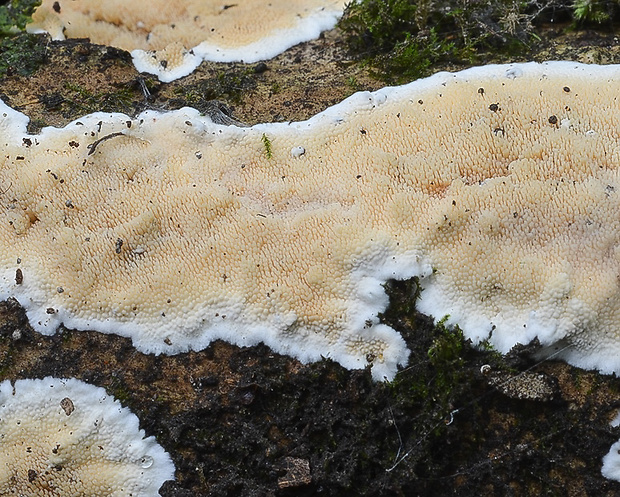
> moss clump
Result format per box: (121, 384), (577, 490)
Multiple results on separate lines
(572, 0), (619, 24)
(0, 33), (46, 77)
(339, 0), (553, 82)
(0, 1), (45, 78)
(170, 69), (256, 111)
(0, 0), (40, 36)
(261, 133), (273, 159)
(60, 82), (134, 115)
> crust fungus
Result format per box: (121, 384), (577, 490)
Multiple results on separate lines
(1, 61), (620, 381)
(0, 377), (174, 495)
(27, 0), (347, 81)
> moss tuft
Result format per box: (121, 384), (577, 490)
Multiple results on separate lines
(572, 0), (617, 24)
(0, 0), (41, 36)
(0, 33), (46, 77)
(339, 0), (554, 82)
(261, 133), (273, 159)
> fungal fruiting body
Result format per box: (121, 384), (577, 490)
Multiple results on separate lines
(27, 0), (347, 81)
(0, 377), (174, 496)
(1, 62), (620, 381)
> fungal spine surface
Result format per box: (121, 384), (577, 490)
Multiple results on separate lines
(0, 377), (174, 496)
(2, 62), (620, 380)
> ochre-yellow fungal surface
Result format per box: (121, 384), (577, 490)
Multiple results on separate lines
(28, 0), (347, 81)
(0, 377), (174, 496)
(2, 62), (620, 380)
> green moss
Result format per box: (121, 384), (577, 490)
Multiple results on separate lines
(261, 133), (273, 159)
(171, 69), (256, 109)
(339, 0), (552, 82)
(61, 82), (134, 115)
(215, 70), (256, 103)
(0, 33), (46, 77)
(572, 0), (616, 24)
(108, 376), (131, 404)
(0, 0), (40, 36)
(0, 0), (45, 77)
(346, 75), (363, 92)
(269, 81), (281, 94)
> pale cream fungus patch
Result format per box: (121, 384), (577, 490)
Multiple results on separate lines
(0, 377), (174, 496)
(28, 0), (347, 81)
(1, 62), (620, 380)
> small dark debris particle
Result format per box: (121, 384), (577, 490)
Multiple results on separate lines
(235, 384), (260, 405)
(254, 62), (268, 73)
(68, 141), (79, 148)
(115, 238), (123, 254)
(52, 444), (60, 454)
(60, 397), (75, 416)
(356, 174), (362, 179)
(563, 86), (570, 92)
(493, 127), (505, 136)
(418, 99), (423, 104)
(164, 337), (172, 345)
(22, 138), (32, 147)
(126, 121), (132, 128)
(15, 268), (22, 285)
(478, 87), (484, 95)
(57, 287), (64, 293)
(548, 115), (558, 125)
(28, 469), (37, 483)
(194, 376), (219, 389)
(52, 1), (61, 13)
(360, 129), (367, 135)
(65, 200), (74, 208)
(489, 103), (499, 112)
(46, 308), (56, 314)
(15, 156), (24, 161)
(160, 60), (168, 69)
(366, 353), (376, 363)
